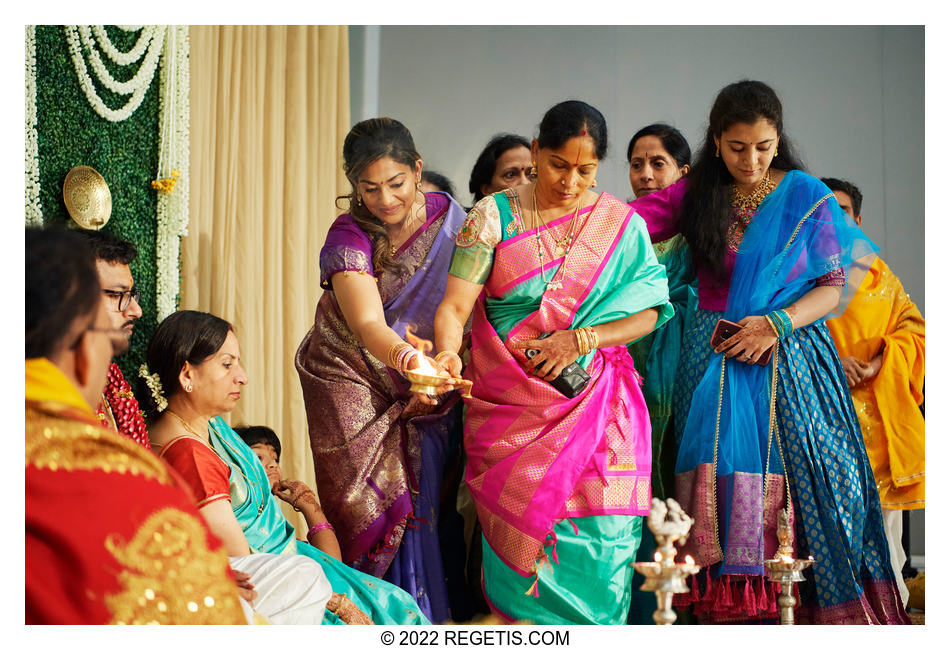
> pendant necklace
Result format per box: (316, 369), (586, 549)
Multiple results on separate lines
(532, 184), (580, 291)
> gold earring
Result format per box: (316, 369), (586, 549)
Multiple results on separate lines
(530, 164), (537, 176)
(356, 194), (362, 206)
(185, 385), (193, 393)
(715, 143), (720, 158)
(591, 179), (598, 188)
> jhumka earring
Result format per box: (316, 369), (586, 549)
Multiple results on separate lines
(530, 163), (537, 176)
(356, 194), (363, 206)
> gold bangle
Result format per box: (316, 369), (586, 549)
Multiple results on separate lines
(764, 315), (780, 338)
(588, 326), (599, 351)
(387, 342), (400, 368)
(388, 341), (412, 371)
(574, 329), (587, 356)
(581, 327), (592, 355)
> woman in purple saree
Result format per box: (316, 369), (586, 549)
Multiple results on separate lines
(295, 118), (468, 623)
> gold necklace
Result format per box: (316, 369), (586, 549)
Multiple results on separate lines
(731, 169), (776, 211)
(388, 196), (426, 255)
(167, 410), (265, 515)
(531, 184), (580, 291)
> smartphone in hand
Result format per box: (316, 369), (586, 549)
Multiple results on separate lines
(710, 319), (774, 366)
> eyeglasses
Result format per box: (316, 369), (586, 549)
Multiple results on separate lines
(103, 288), (141, 311)
(69, 325), (128, 352)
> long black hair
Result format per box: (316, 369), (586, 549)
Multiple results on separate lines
(135, 310), (233, 420)
(681, 80), (805, 278)
(468, 133), (530, 203)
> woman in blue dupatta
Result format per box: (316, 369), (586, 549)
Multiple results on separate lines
(632, 81), (908, 624)
(295, 118), (470, 623)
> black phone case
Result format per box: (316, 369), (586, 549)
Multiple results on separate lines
(525, 331), (591, 398)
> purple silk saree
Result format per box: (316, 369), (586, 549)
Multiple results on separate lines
(295, 192), (467, 623)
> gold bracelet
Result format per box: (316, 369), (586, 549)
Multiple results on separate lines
(388, 341), (412, 370)
(582, 327), (593, 355)
(764, 314), (780, 338)
(574, 329), (588, 356)
(588, 326), (599, 351)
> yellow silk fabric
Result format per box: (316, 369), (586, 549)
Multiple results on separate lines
(827, 257), (925, 509)
(26, 357), (95, 417)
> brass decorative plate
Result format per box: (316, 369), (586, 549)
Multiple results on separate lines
(63, 165), (112, 230)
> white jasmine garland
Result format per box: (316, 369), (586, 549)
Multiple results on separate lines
(25, 25), (42, 226)
(77, 25), (164, 96)
(138, 364), (168, 412)
(92, 25), (155, 66)
(154, 26), (190, 319)
(64, 25), (165, 123)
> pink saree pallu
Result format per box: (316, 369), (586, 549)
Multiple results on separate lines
(463, 194), (656, 579)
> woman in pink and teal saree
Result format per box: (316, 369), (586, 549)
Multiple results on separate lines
(434, 101), (672, 624)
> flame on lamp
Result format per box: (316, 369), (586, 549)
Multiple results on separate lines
(779, 554), (794, 564)
(684, 555), (695, 565)
(654, 552), (662, 562)
(405, 326), (444, 376)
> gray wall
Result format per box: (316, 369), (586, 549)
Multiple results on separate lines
(351, 25), (925, 315)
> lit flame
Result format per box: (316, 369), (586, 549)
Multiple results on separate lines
(684, 555), (695, 565)
(654, 552), (661, 562)
(779, 554), (794, 564)
(405, 326), (445, 376)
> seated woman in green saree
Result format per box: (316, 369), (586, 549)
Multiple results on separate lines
(139, 310), (429, 625)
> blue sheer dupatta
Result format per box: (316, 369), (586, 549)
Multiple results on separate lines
(675, 171), (878, 575)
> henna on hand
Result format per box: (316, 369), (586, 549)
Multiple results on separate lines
(272, 479), (320, 513)
(715, 316), (778, 364)
(511, 330), (581, 381)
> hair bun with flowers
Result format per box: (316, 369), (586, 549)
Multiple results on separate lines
(138, 364), (168, 413)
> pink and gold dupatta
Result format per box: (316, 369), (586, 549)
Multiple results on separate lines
(464, 193), (654, 576)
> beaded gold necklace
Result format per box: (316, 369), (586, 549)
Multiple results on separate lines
(728, 170), (776, 253)
(731, 169), (775, 211)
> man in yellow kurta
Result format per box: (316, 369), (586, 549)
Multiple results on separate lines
(823, 178), (924, 607)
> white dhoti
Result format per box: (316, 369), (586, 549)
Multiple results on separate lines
(230, 553), (332, 624)
(882, 508), (909, 607)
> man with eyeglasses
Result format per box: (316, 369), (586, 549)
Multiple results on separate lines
(74, 230), (150, 448)
(26, 227), (248, 623)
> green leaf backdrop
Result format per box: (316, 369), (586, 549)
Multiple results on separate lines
(35, 25), (163, 381)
